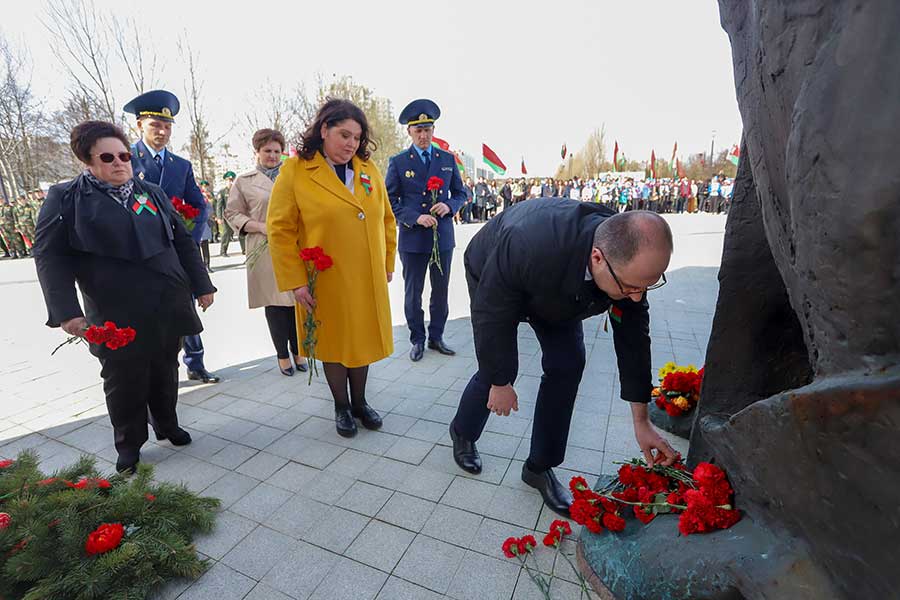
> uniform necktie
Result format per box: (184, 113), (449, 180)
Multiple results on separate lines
(423, 150), (431, 169)
(154, 154), (162, 167)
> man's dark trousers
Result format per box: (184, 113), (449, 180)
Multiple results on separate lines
(401, 249), (452, 345)
(453, 317), (586, 471)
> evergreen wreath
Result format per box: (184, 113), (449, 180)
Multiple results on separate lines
(0, 451), (219, 599)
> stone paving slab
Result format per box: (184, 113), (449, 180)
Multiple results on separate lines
(0, 215), (725, 599)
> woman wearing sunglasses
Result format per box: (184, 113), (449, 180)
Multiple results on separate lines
(32, 120), (216, 474)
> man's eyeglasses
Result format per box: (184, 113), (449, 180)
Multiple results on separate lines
(601, 252), (667, 295)
(94, 152), (132, 164)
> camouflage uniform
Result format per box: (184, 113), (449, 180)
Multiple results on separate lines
(216, 187), (244, 256)
(14, 200), (37, 248)
(0, 203), (26, 256)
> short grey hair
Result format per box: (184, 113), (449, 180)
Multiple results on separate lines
(593, 211), (673, 265)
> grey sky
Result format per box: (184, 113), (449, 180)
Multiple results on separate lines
(5, 0), (741, 176)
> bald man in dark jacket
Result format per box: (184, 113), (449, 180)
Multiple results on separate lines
(450, 199), (677, 516)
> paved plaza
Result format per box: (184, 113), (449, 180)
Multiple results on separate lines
(0, 213), (725, 600)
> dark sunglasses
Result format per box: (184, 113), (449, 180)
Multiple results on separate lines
(94, 152), (132, 164)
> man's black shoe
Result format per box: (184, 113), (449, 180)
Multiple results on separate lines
(188, 368), (221, 383)
(521, 463), (572, 518)
(410, 343), (424, 362)
(427, 339), (456, 356)
(335, 408), (358, 437)
(449, 422), (482, 474)
(351, 404), (383, 430)
(155, 427), (192, 446)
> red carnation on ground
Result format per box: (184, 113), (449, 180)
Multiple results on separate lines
(426, 176), (444, 191)
(602, 512), (627, 532)
(0, 513), (10, 530)
(634, 505), (656, 524)
(85, 523), (125, 556)
(501, 537), (521, 558)
(517, 535), (537, 554)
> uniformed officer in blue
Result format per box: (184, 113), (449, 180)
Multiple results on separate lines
(124, 89), (220, 383)
(385, 99), (466, 361)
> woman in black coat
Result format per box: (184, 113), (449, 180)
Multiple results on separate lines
(33, 121), (216, 473)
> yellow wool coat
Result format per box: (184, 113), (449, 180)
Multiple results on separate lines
(267, 153), (397, 367)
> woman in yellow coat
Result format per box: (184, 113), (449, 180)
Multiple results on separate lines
(267, 99), (397, 438)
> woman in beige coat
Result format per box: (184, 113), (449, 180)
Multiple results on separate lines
(225, 128), (308, 376)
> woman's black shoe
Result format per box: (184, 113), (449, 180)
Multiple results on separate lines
(351, 404), (383, 430)
(280, 366), (295, 376)
(116, 455), (139, 474)
(295, 358), (309, 373)
(335, 408), (358, 437)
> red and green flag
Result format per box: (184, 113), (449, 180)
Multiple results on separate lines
(482, 143), (506, 175)
(432, 136), (465, 175)
(613, 141), (619, 172)
(521, 157), (527, 175)
(650, 149), (656, 179)
(727, 144), (740, 165)
(561, 143), (567, 160)
(670, 141), (678, 170)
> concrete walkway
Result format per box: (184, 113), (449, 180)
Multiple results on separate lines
(0, 214), (725, 600)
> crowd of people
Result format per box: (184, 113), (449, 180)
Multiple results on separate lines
(0, 189), (46, 258)
(455, 174), (735, 223)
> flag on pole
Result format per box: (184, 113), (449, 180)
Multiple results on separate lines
(482, 143), (507, 175)
(433, 137), (465, 175)
(677, 158), (685, 178)
(431, 136), (450, 151)
(613, 141), (619, 173)
(727, 144), (740, 165)
(521, 158), (527, 175)
(670, 141), (678, 170)
(650, 149), (656, 180)
(561, 143), (567, 160)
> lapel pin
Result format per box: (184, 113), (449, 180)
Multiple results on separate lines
(138, 172), (145, 180)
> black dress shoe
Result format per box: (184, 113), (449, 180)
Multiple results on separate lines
(295, 359), (309, 373)
(449, 422), (482, 474)
(280, 365), (295, 376)
(427, 339), (456, 356)
(335, 408), (358, 438)
(155, 427), (192, 446)
(410, 343), (424, 362)
(188, 368), (221, 383)
(351, 404), (383, 430)
(116, 455), (139, 474)
(521, 463), (572, 518)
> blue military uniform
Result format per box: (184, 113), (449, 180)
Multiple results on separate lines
(385, 99), (465, 359)
(124, 89), (218, 382)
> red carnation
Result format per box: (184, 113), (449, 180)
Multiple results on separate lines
(300, 246), (325, 261)
(602, 512), (627, 532)
(314, 255), (334, 272)
(518, 535), (537, 554)
(36, 477), (59, 486)
(569, 475), (593, 499)
(570, 497), (600, 525)
(0, 459), (13, 468)
(634, 505), (656, 524)
(543, 531), (561, 547)
(145, 493), (156, 502)
(426, 176), (444, 191)
(549, 519), (572, 537)
(501, 537), (520, 558)
(599, 497), (619, 513)
(0, 513), (10, 529)
(85, 523), (125, 556)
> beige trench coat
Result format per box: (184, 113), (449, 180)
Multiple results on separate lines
(224, 169), (295, 309)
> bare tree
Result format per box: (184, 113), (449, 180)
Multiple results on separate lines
(111, 16), (161, 96)
(177, 35), (227, 183)
(42, 0), (119, 123)
(244, 80), (313, 145)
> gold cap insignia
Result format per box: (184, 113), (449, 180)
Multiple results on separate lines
(418, 113), (428, 121)
(161, 107), (172, 117)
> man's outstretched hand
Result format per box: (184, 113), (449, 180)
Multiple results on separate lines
(487, 384), (518, 417)
(630, 402), (678, 466)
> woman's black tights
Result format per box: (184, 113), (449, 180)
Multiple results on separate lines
(322, 363), (369, 410)
(264, 306), (299, 360)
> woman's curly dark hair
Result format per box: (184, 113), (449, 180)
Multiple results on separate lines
(298, 98), (376, 161)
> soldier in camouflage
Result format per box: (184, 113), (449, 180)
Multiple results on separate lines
(0, 200), (26, 258)
(216, 171), (244, 256)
